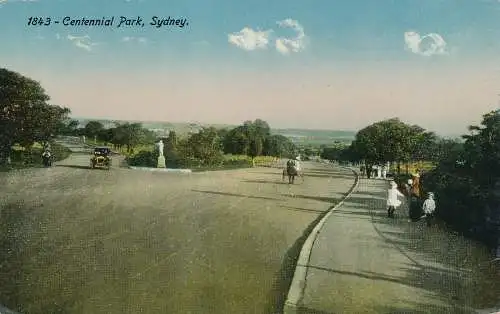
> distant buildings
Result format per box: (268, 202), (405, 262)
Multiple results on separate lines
(149, 128), (170, 137)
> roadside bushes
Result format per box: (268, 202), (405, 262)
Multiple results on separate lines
(421, 110), (500, 253)
(223, 155), (253, 168)
(253, 155), (279, 167)
(422, 166), (499, 251)
(126, 150), (157, 167)
(7, 142), (71, 169)
(124, 151), (280, 170)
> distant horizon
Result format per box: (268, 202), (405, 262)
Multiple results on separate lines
(72, 115), (464, 138)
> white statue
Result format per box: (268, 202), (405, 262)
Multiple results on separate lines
(157, 140), (164, 157)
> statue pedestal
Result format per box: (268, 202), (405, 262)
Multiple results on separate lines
(157, 156), (166, 168)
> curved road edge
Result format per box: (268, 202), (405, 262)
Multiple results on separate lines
(283, 166), (360, 314)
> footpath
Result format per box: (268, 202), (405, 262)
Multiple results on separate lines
(285, 177), (500, 314)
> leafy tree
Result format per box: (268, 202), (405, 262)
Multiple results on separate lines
(111, 122), (153, 153)
(166, 130), (178, 151)
(320, 146), (343, 161)
(223, 119), (296, 159)
(57, 119), (80, 136)
(186, 127), (224, 166)
(352, 118), (427, 174)
(423, 110), (500, 251)
(83, 121), (104, 139)
(249, 137), (263, 159)
(98, 128), (115, 145)
(223, 126), (250, 155)
(252, 119), (271, 138)
(263, 134), (295, 158)
(0, 68), (70, 164)
(163, 130), (181, 167)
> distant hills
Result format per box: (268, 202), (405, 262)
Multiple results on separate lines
(74, 117), (356, 145)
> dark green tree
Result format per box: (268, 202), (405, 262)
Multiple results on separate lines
(0, 68), (70, 164)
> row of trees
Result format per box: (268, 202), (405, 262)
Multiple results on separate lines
(64, 120), (157, 153)
(317, 118), (464, 175)
(0, 68), (73, 165)
(221, 119), (297, 158)
(329, 114), (499, 252)
(0, 68), (297, 168)
(146, 119), (298, 168)
(72, 118), (298, 168)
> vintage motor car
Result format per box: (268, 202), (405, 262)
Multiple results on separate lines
(90, 147), (112, 169)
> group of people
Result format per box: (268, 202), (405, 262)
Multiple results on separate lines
(359, 164), (389, 179)
(386, 172), (436, 226)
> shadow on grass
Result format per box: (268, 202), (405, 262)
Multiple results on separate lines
(191, 189), (281, 201)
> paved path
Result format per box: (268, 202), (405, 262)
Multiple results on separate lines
(0, 144), (355, 314)
(298, 178), (498, 314)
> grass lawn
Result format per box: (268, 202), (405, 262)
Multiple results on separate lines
(389, 161), (436, 175)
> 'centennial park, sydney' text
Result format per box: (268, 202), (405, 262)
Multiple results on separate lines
(61, 16), (188, 28)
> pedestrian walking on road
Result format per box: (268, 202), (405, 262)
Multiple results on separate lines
(404, 179), (413, 221)
(387, 181), (404, 218)
(422, 192), (436, 227)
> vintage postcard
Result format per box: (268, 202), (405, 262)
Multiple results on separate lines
(0, 0), (499, 313)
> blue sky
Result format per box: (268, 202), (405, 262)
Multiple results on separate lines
(1, 0), (500, 135)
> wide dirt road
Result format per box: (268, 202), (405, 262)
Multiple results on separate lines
(0, 148), (354, 314)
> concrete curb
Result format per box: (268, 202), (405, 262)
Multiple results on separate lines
(128, 166), (192, 173)
(283, 166), (360, 314)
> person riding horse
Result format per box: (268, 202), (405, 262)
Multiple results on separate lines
(283, 156), (303, 184)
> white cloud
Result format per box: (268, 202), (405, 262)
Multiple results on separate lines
(275, 18), (306, 55)
(121, 36), (147, 43)
(55, 33), (61, 40)
(67, 34), (98, 51)
(228, 27), (272, 51)
(0, 0), (37, 3)
(404, 31), (448, 57)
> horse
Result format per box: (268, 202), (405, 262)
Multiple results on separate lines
(282, 165), (304, 184)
